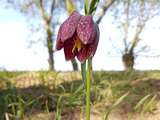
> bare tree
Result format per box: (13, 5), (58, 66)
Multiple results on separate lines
(37, 0), (55, 70)
(96, 0), (116, 24)
(2, 0), (66, 71)
(112, 0), (160, 71)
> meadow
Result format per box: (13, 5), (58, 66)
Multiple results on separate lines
(0, 70), (160, 120)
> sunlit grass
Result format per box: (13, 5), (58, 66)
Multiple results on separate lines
(0, 70), (160, 119)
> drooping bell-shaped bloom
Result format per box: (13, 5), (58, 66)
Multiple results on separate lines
(56, 11), (99, 63)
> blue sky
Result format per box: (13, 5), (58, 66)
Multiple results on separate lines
(0, 7), (160, 71)
(0, 8), (48, 70)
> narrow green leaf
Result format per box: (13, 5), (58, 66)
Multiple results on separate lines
(84, 0), (89, 15)
(134, 94), (151, 110)
(142, 94), (157, 113)
(104, 92), (129, 120)
(112, 92), (129, 109)
(74, 84), (83, 95)
(89, 0), (99, 15)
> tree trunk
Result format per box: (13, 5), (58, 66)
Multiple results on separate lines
(48, 44), (54, 70)
(71, 58), (79, 71)
(46, 21), (54, 71)
(122, 53), (134, 71)
(37, 0), (55, 70)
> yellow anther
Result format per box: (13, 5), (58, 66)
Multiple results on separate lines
(72, 38), (82, 53)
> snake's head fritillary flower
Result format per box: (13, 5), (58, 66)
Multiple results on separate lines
(56, 11), (99, 63)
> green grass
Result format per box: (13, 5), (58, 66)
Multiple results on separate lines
(0, 70), (160, 119)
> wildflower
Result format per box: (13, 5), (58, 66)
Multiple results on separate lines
(56, 11), (99, 63)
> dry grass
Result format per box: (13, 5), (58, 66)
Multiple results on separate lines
(1, 70), (160, 120)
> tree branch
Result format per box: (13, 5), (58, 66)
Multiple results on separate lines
(96, 0), (115, 24)
(38, 0), (48, 22)
(50, 0), (55, 19)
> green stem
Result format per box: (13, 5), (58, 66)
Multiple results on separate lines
(84, 0), (89, 15)
(86, 58), (92, 120)
(81, 61), (86, 88)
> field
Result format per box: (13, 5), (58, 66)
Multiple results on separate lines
(0, 70), (160, 120)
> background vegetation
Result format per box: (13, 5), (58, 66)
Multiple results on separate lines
(0, 0), (160, 119)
